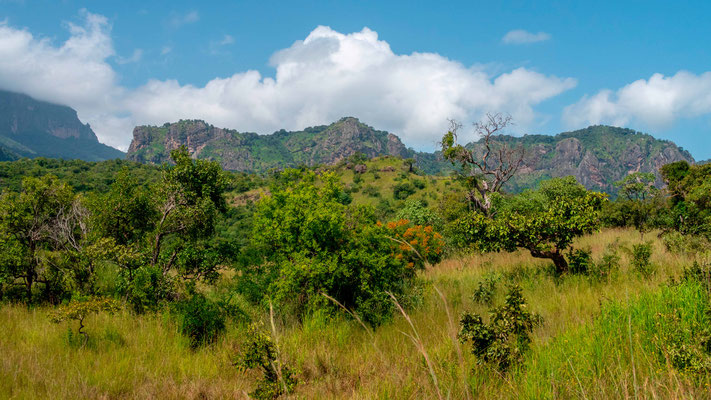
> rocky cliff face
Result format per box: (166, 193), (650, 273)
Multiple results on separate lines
(0, 90), (97, 141)
(471, 125), (695, 194)
(0, 90), (124, 161)
(126, 117), (410, 172)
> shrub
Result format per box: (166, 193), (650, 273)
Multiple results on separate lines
(175, 294), (226, 348)
(247, 171), (420, 326)
(472, 274), (499, 304)
(120, 265), (173, 314)
(396, 199), (444, 231)
(382, 219), (446, 269)
(662, 231), (710, 254)
(568, 248), (593, 275)
(630, 242), (655, 278)
(235, 324), (297, 399)
(362, 185), (380, 198)
(591, 244), (620, 281)
(352, 173), (363, 184)
(50, 297), (122, 346)
(393, 182), (416, 200)
(412, 178), (426, 189)
(681, 260), (711, 284)
(458, 285), (541, 372)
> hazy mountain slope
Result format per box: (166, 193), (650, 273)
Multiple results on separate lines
(0, 90), (125, 161)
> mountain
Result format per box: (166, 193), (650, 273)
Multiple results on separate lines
(126, 117), (410, 170)
(0, 90), (124, 161)
(126, 118), (694, 194)
(469, 126), (694, 194)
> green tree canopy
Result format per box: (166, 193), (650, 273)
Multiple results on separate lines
(454, 176), (606, 274)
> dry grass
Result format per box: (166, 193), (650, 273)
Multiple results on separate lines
(1, 228), (708, 399)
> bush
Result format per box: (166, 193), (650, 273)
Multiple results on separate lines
(631, 242), (655, 278)
(458, 285), (541, 372)
(175, 294), (226, 348)
(382, 219), (446, 269)
(362, 185), (380, 198)
(396, 199), (444, 231)
(247, 171), (422, 326)
(473, 274), (499, 304)
(568, 248), (593, 275)
(235, 324), (297, 399)
(662, 231), (710, 254)
(393, 182), (416, 200)
(49, 297), (122, 347)
(591, 244), (620, 281)
(120, 265), (173, 314)
(412, 178), (426, 189)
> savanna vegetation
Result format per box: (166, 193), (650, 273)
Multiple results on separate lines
(1, 115), (710, 399)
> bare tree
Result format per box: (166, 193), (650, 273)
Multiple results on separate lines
(440, 113), (525, 215)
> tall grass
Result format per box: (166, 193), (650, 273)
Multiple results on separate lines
(1, 228), (708, 399)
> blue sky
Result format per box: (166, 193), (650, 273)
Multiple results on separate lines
(1, 0), (710, 159)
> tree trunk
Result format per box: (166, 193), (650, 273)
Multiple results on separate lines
(529, 248), (569, 274)
(25, 274), (33, 305)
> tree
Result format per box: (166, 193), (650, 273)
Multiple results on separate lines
(614, 172), (661, 238)
(243, 169), (419, 325)
(454, 177), (606, 274)
(441, 113), (524, 215)
(660, 161), (711, 238)
(403, 158), (415, 173)
(91, 167), (157, 247)
(0, 175), (80, 303)
(150, 146), (228, 280)
(616, 172), (658, 202)
(49, 297), (121, 346)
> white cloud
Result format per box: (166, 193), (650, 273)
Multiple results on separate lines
(169, 10), (198, 28)
(0, 10), (125, 147)
(502, 29), (551, 44)
(116, 48), (143, 64)
(563, 71), (711, 129)
(0, 14), (576, 151)
(219, 34), (234, 46)
(160, 45), (172, 55)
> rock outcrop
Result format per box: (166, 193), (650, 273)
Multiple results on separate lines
(127, 117), (410, 172)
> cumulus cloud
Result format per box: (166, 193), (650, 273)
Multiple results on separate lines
(563, 71), (711, 129)
(502, 29), (551, 44)
(0, 10), (126, 147)
(0, 13), (576, 151)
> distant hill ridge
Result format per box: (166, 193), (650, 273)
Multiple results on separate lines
(0, 90), (124, 161)
(126, 117), (411, 170)
(126, 117), (694, 194)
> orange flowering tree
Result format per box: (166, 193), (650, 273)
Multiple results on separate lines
(381, 219), (445, 271)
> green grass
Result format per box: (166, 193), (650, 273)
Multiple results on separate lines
(1, 228), (709, 398)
